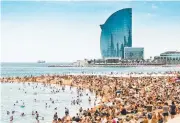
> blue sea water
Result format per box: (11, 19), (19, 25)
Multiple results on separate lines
(1, 62), (180, 77)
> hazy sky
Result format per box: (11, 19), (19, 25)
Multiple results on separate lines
(1, 1), (180, 62)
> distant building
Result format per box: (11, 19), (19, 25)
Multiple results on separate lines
(104, 57), (121, 63)
(124, 47), (144, 60)
(100, 8), (132, 59)
(154, 51), (180, 64)
(73, 59), (88, 67)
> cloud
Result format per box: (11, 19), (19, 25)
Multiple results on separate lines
(1, 20), (101, 62)
(147, 13), (156, 17)
(152, 4), (158, 9)
(133, 24), (180, 59)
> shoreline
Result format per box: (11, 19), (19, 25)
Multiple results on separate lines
(1, 71), (180, 78)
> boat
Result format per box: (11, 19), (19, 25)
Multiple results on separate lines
(37, 60), (46, 63)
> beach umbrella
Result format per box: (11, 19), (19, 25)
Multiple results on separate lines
(175, 78), (180, 83)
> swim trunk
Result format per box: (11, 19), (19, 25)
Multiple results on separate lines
(170, 112), (176, 115)
(163, 112), (169, 117)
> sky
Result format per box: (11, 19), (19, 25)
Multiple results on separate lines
(1, 1), (180, 62)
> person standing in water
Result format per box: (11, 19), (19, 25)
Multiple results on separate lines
(53, 112), (58, 121)
(10, 115), (13, 122)
(65, 107), (69, 116)
(88, 96), (91, 103)
(35, 111), (39, 121)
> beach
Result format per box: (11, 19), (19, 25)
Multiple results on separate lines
(1, 71), (180, 123)
(2, 0), (180, 122)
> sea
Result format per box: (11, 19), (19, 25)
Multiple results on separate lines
(0, 83), (97, 123)
(1, 62), (180, 77)
(1, 62), (180, 123)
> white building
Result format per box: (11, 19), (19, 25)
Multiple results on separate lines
(73, 59), (88, 67)
(154, 51), (180, 64)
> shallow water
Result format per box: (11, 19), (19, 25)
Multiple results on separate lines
(0, 82), (97, 123)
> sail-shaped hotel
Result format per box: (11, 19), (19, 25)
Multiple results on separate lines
(100, 8), (132, 59)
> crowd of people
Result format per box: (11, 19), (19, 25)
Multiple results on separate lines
(1, 71), (180, 123)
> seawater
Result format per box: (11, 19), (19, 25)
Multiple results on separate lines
(1, 62), (180, 77)
(0, 82), (96, 123)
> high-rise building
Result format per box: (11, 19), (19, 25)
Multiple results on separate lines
(100, 8), (132, 58)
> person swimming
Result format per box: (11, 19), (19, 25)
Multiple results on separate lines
(32, 111), (35, 115)
(21, 113), (25, 117)
(7, 111), (10, 115)
(10, 116), (13, 122)
(12, 111), (15, 114)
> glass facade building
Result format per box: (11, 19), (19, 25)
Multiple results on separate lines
(100, 8), (132, 58)
(124, 47), (144, 60)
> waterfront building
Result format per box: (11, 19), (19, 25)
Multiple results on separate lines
(154, 51), (180, 64)
(100, 8), (132, 59)
(104, 57), (121, 63)
(124, 47), (144, 60)
(73, 59), (88, 67)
